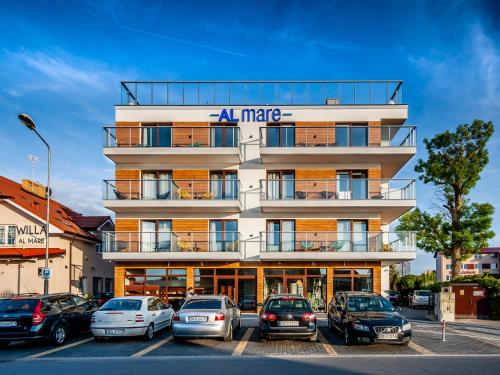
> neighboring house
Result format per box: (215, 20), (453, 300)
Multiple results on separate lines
(436, 248), (500, 282)
(0, 176), (114, 296)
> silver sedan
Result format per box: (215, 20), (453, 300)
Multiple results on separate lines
(172, 295), (241, 341)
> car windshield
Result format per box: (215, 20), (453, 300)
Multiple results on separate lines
(415, 291), (431, 296)
(346, 296), (394, 312)
(182, 299), (221, 310)
(101, 299), (142, 311)
(267, 298), (311, 313)
(0, 299), (38, 313)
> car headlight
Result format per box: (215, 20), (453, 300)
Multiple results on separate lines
(352, 322), (370, 331)
(402, 323), (412, 331)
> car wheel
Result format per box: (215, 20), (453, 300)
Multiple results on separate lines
(51, 324), (68, 345)
(224, 324), (233, 342)
(344, 327), (354, 346)
(143, 323), (154, 341)
(309, 331), (318, 342)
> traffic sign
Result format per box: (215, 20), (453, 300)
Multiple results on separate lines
(41, 268), (52, 280)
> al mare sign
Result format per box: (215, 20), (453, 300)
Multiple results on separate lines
(214, 108), (291, 122)
(11, 224), (46, 246)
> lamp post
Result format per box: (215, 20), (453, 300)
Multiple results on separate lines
(18, 114), (51, 295)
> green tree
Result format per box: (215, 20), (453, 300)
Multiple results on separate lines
(397, 120), (495, 278)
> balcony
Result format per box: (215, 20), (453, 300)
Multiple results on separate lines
(103, 179), (241, 213)
(260, 178), (415, 223)
(259, 231), (416, 262)
(102, 126), (241, 164)
(101, 231), (241, 261)
(259, 126), (416, 177)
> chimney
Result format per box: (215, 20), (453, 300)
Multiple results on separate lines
(22, 179), (48, 199)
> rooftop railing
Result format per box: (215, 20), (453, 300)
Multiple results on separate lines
(260, 231), (416, 253)
(260, 179), (415, 201)
(102, 231), (240, 253)
(259, 125), (416, 147)
(120, 80), (404, 106)
(103, 126), (240, 148)
(103, 179), (241, 202)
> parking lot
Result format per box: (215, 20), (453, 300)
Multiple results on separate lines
(1, 308), (499, 359)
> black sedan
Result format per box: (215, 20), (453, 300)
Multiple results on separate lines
(327, 291), (412, 345)
(258, 294), (317, 341)
(0, 293), (96, 346)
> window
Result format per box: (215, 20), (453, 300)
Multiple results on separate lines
(335, 124), (368, 147)
(210, 123), (238, 147)
(337, 220), (368, 252)
(210, 171), (238, 200)
(266, 220), (295, 252)
(446, 264), (451, 270)
(72, 296), (88, 307)
(141, 220), (172, 252)
(266, 123), (295, 147)
(0, 225), (16, 245)
(266, 171), (295, 200)
(333, 269), (373, 293)
(57, 295), (76, 310)
(105, 278), (113, 293)
(142, 123), (172, 147)
(93, 277), (103, 294)
(182, 299), (222, 310)
(142, 171), (172, 200)
(491, 263), (498, 270)
(147, 298), (160, 311)
(209, 220), (238, 252)
(482, 263), (491, 270)
(79, 277), (88, 293)
(101, 299), (142, 311)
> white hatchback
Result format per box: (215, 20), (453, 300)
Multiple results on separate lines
(91, 296), (174, 341)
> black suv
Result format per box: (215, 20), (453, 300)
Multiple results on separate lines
(327, 291), (412, 345)
(0, 293), (96, 346)
(258, 294), (317, 341)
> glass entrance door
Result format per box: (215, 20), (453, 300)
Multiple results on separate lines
(217, 279), (236, 300)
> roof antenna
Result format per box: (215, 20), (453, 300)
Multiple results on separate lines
(27, 154), (40, 182)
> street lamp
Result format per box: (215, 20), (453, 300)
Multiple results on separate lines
(18, 114), (51, 295)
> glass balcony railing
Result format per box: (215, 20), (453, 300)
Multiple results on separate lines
(102, 231), (240, 253)
(120, 80), (404, 106)
(260, 231), (416, 253)
(259, 125), (416, 147)
(103, 126), (240, 148)
(260, 179), (415, 201)
(103, 179), (240, 201)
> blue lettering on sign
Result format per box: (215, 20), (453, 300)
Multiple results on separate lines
(217, 108), (282, 122)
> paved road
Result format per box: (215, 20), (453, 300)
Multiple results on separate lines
(1, 356), (499, 375)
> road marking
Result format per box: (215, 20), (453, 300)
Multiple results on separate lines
(413, 329), (500, 342)
(408, 341), (434, 355)
(232, 328), (254, 356)
(27, 337), (94, 358)
(131, 335), (173, 357)
(317, 330), (337, 355)
(446, 327), (500, 348)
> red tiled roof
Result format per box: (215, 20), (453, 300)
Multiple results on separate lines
(0, 248), (65, 258)
(0, 176), (110, 242)
(72, 215), (111, 230)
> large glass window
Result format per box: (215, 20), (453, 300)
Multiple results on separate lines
(266, 171), (294, 200)
(266, 124), (295, 147)
(333, 269), (373, 293)
(0, 225), (16, 245)
(209, 220), (238, 252)
(335, 125), (368, 147)
(141, 220), (172, 252)
(211, 123), (237, 147)
(210, 171), (238, 199)
(142, 123), (172, 147)
(142, 171), (172, 200)
(266, 220), (295, 252)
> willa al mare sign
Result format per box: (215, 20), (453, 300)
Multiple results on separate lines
(213, 108), (291, 122)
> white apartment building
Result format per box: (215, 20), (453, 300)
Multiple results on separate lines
(101, 80), (417, 311)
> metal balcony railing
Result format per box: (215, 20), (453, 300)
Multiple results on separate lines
(260, 231), (416, 253)
(102, 231), (240, 253)
(119, 80), (404, 106)
(260, 179), (415, 201)
(103, 126), (240, 148)
(103, 179), (241, 202)
(259, 125), (416, 147)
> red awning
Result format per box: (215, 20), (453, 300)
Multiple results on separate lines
(0, 248), (65, 258)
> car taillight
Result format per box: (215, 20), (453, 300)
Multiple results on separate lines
(261, 312), (277, 321)
(135, 313), (144, 323)
(172, 313), (180, 321)
(301, 313), (316, 321)
(215, 311), (225, 321)
(32, 300), (46, 326)
(97, 299), (104, 306)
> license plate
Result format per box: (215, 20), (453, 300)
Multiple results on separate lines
(105, 329), (125, 335)
(377, 333), (398, 340)
(278, 320), (299, 327)
(0, 321), (16, 327)
(188, 316), (208, 322)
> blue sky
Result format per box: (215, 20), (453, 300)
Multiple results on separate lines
(0, 0), (498, 273)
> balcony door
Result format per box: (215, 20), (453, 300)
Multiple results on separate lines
(142, 171), (172, 200)
(211, 123), (237, 147)
(210, 171), (238, 199)
(266, 171), (294, 200)
(266, 123), (295, 147)
(210, 220), (238, 252)
(267, 220), (295, 252)
(337, 171), (367, 200)
(141, 123), (172, 147)
(335, 124), (368, 147)
(337, 220), (367, 252)
(141, 220), (172, 252)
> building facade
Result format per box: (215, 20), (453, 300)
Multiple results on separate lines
(102, 80), (417, 311)
(436, 248), (500, 282)
(0, 177), (115, 296)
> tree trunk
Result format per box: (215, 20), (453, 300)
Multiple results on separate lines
(451, 248), (462, 279)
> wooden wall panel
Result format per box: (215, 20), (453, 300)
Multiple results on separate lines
(295, 122), (335, 146)
(296, 219), (337, 232)
(172, 219), (209, 252)
(172, 122), (209, 147)
(114, 266), (125, 297)
(115, 219), (140, 251)
(115, 122), (140, 147)
(114, 170), (141, 200)
(368, 219), (381, 232)
(368, 168), (382, 198)
(295, 170), (336, 199)
(369, 121), (381, 146)
(173, 170), (210, 198)
(115, 219), (139, 231)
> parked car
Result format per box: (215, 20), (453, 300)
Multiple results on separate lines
(172, 295), (241, 342)
(327, 291), (412, 346)
(409, 290), (432, 309)
(91, 296), (174, 341)
(388, 290), (401, 306)
(92, 292), (114, 307)
(0, 293), (96, 346)
(258, 294), (317, 342)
